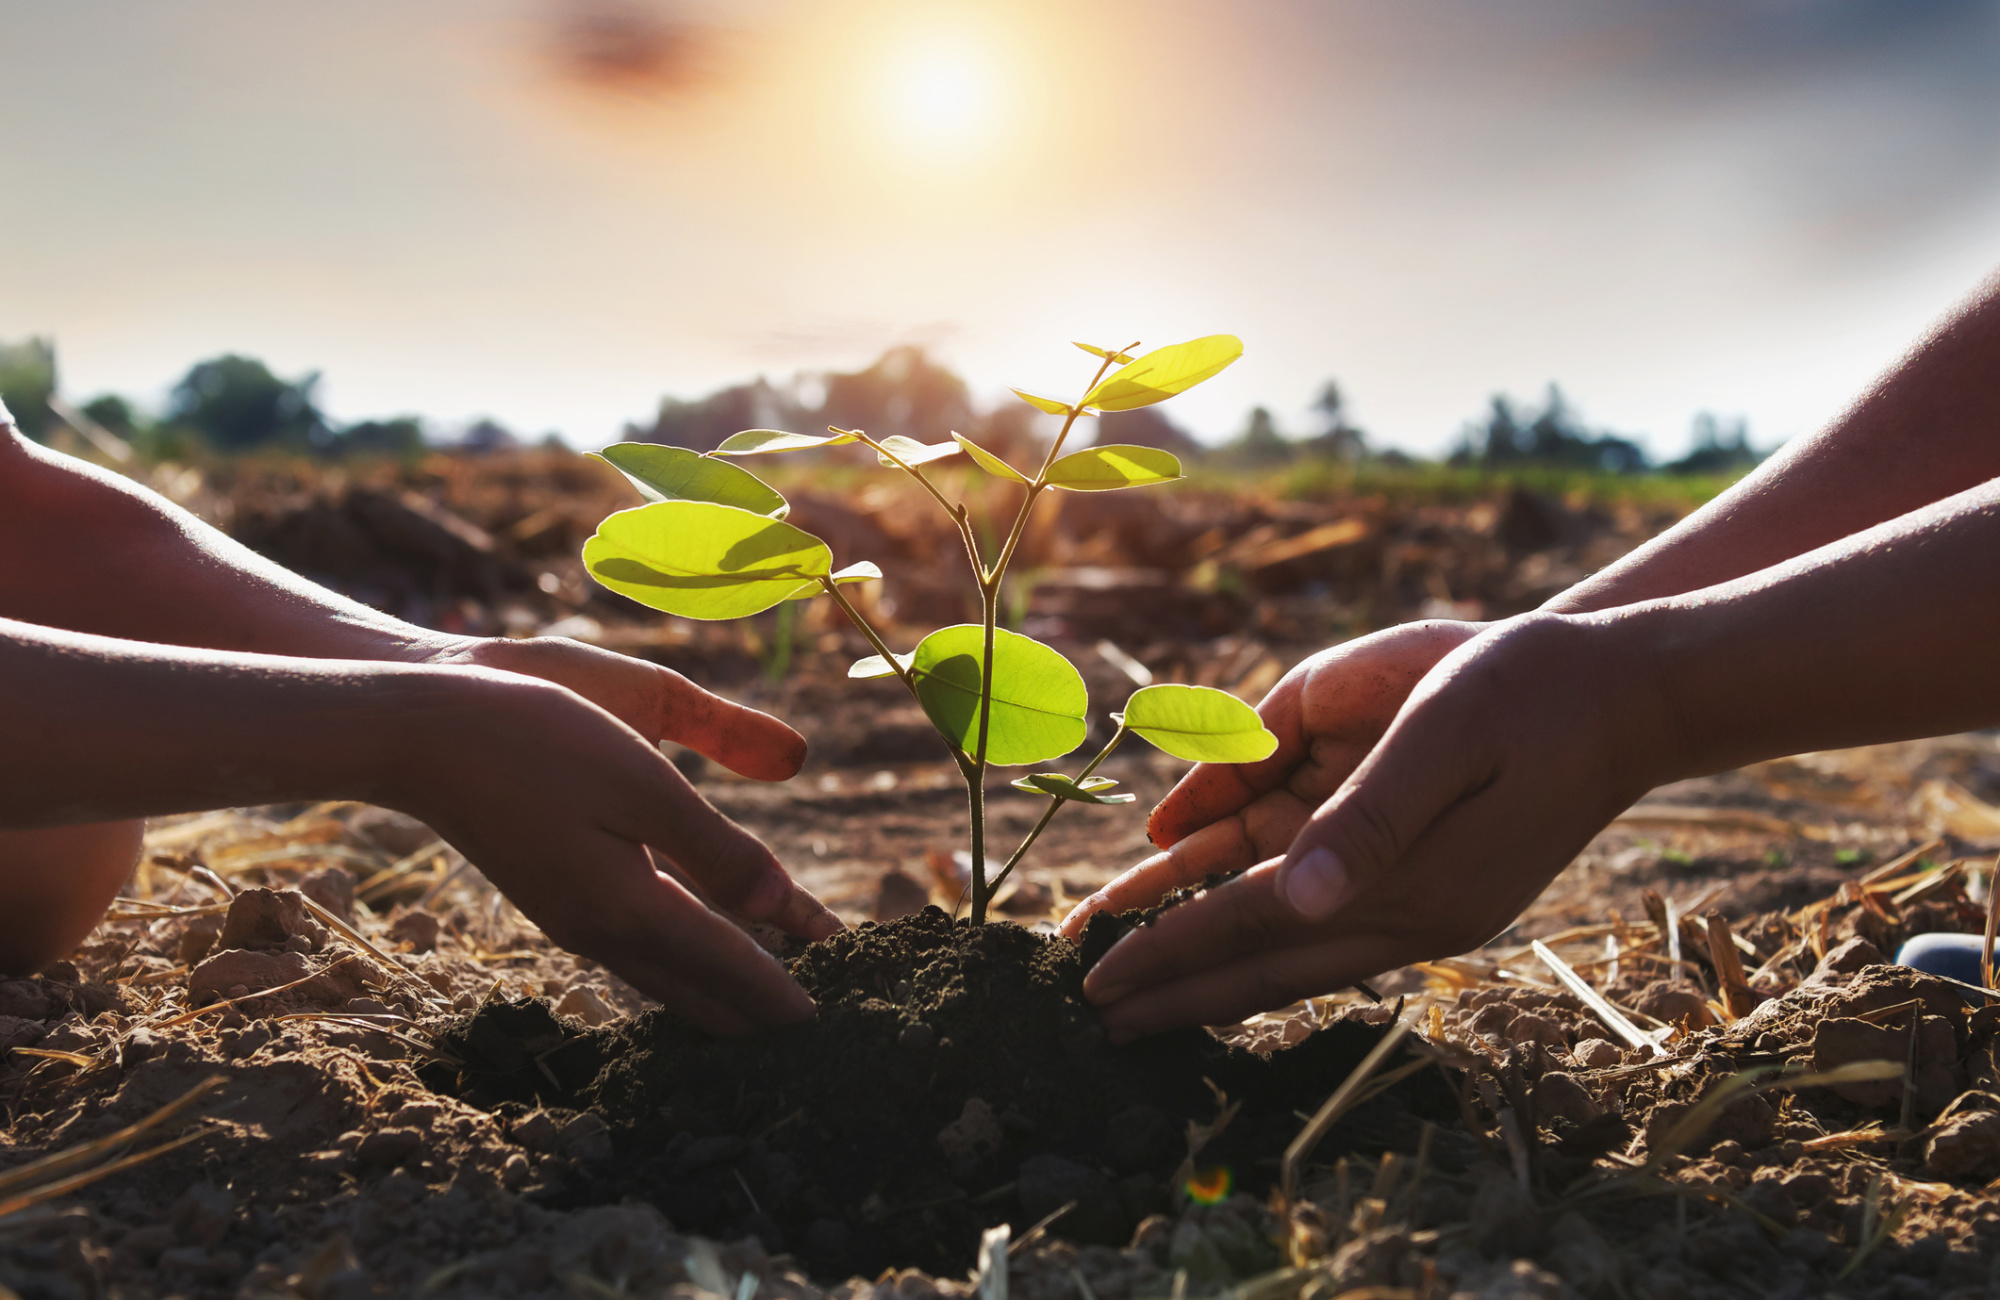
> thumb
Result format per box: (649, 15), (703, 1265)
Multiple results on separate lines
(652, 667), (808, 781)
(1273, 705), (1488, 921)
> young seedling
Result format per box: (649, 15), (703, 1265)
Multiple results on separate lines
(581, 335), (1277, 923)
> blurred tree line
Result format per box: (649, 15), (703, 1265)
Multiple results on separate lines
(1, 333), (1762, 476)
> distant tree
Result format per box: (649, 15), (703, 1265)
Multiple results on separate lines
(80, 394), (138, 438)
(1299, 379), (1367, 461)
(627, 378), (791, 453)
(818, 345), (974, 440)
(0, 337), (57, 439)
(167, 355), (325, 452)
(330, 416), (426, 459)
(1226, 405), (1295, 463)
(452, 418), (520, 456)
(1665, 412), (1760, 475)
(1451, 385), (1648, 474)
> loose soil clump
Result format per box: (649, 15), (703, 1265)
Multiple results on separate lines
(427, 907), (1457, 1279)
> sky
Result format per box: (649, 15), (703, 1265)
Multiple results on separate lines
(3, 0), (1998, 457)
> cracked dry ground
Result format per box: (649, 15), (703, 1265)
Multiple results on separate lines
(6, 721), (2000, 1299)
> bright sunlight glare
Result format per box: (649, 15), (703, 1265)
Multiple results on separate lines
(883, 38), (1000, 153)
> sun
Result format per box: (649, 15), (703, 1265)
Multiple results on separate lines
(883, 37), (1001, 153)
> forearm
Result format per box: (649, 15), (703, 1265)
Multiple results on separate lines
(0, 428), (448, 660)
(0, 616), (467, 827)
(1547, 272), (2000, 615)
(1599, 476), (2000, 781)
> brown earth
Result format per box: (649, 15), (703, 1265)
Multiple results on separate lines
(10, 452), (2000, 1297)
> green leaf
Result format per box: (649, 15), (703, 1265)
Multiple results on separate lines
(952, 432), (1029, 483)
(583, 501), (831, 620)
(1072, 342), (1136, 365)
(590, 443), (789, 517)
(849, 650), (914, 679)
(1119, 683), (1278, 763)
(1044, 444), (1183, 491)
(1011, 389), (1073, 417)
(1080, 335), (1243, 412)
(713, 427), (861, 456)
(874, 435), (961, 469)
(910, 625), (1087, 766)
(1010, 773), (1136, 805)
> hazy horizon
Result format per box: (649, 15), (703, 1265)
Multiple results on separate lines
(4, 0), (1997, 455)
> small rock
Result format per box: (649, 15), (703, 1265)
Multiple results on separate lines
(299, 866), (357, 923)
(1636, 981), (1715, 1029)
(388, 910), (441, 953)
(189, 949), (347, 1004)
(1740, 1180), (1798, 1228)
(178, 915), (224, 966)
(559, 1111), (613, 1160)
(1926, 1110), (2000, 1180)
(217, 887), (328, 953)
(1572, 1038), (1622, 1070)
(935, 1097), (1002, 1170)
(501, 1152), (531, 1188)
(555, 985), (617, 1027)
(1507, 1013), (1568, 1049)
(1530, 1072), (1602, 1130)
(1811, 1017), (1908, 1107)
(897, 1021), (935, 1050)
(353, 1128), (423, 1168)
(1809, 936), (1886, 981)
(510, 1110), (563, 1154)
(874, 870), (931, 923)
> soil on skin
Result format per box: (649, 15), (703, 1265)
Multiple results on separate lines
(426, 908), (1458, 1279)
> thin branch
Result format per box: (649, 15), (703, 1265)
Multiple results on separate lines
(989, 725), (1129, 899)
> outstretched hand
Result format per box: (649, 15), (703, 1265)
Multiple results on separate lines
(1066, 615), (1672, 1039)
(400, 665), (840, 1035)
(1060, 619), (1482, 932)
(430, 635), (809, 781)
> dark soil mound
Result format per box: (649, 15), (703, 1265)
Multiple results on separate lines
(426, 908), (1453, 1278)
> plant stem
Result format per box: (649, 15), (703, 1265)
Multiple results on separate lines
(988, 723), (1128, 900)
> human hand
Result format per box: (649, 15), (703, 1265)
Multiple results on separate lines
(426, 635), (807, 781)
(1074, 613), (1675, 1037)
(1059, 619), (1484, 934)
(393, 667), (839, 1034)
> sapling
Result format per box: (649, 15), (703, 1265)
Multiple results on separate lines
(580, 335), (1278, 924)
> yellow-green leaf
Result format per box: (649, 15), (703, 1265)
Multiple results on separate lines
(952, 433), (1029, 484)
(590, 443), (788, 517)
(849, 650), (914, 679)
(583, 501), (831, 620)
(874, 435), (961, 469)
(1011, 389), (1073, 417)
(1010, 773), (1135, 805)
(1044, 444), (1183, 491)
(1072, 342), (1136, 365)
(910, 625), (1087, 766)
(1118, 683), (1277, 763)
(1080, 335), (1243, 412)
(714, 427), (861, 456)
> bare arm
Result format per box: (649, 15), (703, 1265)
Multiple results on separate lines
(0, 426), (807, 780)
(1083, 477), (2000, 1033)
(1548, 270), (2000, 613)
(0, 617), (835, 1032)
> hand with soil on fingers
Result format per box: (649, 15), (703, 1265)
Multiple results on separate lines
(1058, 618), (1483, 929)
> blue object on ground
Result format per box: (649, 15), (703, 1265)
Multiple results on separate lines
(1895, 932), (1997, 987)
